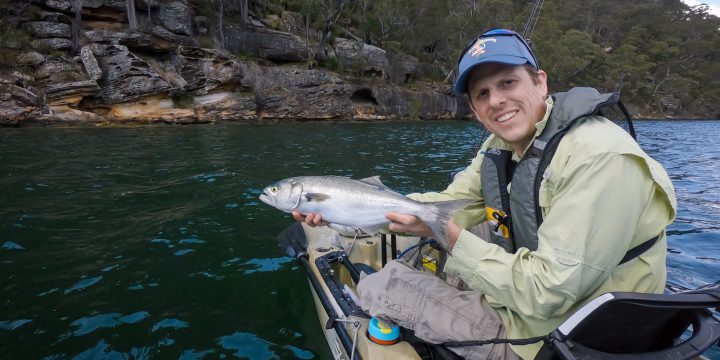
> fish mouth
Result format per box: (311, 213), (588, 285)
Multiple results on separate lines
(258, 188), (273, 205)
(259, 194), (270, 204)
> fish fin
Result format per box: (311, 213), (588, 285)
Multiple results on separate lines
(357, 176), (389, 189)
(422, 199), (472, 255)
(290, 181), (304, 209)
(328, 223), (370, 237)
(305, 192), (330, 202)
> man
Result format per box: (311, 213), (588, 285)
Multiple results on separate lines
(295, 29), (676, 359)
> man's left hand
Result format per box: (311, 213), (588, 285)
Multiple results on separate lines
(386, 213), (462, 250)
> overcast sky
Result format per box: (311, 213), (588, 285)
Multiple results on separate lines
(681, 0), (720, 16)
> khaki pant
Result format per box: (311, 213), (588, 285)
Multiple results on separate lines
(357, 260), (520, 360)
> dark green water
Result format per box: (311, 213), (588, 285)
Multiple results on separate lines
(1, 121), (719, 359)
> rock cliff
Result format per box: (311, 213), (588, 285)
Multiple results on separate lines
(0, 0), (468, 126)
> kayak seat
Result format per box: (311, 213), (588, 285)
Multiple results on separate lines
(534, 285), (720, 360)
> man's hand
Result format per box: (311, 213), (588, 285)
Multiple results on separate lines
(291, 210), (328, 227)
(385, 212), (434, 238)
(386, 212), (462, 250)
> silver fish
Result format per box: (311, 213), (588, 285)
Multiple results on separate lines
(259, 175), (469, 253)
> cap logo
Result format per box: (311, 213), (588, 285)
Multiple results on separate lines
(468, 38), (497, 57)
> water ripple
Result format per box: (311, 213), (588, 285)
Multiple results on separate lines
(64, 276), (103, 294)
(68, 311), (150, 337)
(152, 318), (189, 332)
(0, 319), (32, 331)
(218, 332), (276, 359)
(1, 121), (717, 359)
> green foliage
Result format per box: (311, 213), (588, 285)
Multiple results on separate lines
(190, 0), (215, 19)
(0, 50), (14, 69)
(407, 94), (421, 118)
(196, 35), (216, 49)
(0, 23), (32, 68)
(32, 41), (66, 58)
(323, 55), (340, 71)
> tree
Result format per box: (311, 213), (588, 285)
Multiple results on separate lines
(238, 0), (249, 26)
(217, 0), (225, 49)
(315, 0), (354, 62)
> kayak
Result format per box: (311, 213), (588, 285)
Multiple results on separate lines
(277, 222), (720, 360)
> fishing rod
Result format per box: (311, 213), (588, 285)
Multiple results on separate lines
(521, 0), (544, 44)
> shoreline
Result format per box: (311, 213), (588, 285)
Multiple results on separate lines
(2, 116), (717, 128)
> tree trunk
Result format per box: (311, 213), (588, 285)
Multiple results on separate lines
(127, 0), (138, 30)
(147, 0), (152, 25)
(71, 0), (83, 56)
(239, 0), (248, 27)
(218, 0), (225, 49)
(315, 0), (351, 62)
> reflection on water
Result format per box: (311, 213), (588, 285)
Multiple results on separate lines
(0, 120), (718, 359)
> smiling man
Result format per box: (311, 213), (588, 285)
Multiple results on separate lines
(297, 29), (677, 360)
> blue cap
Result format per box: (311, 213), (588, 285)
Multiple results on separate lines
(454, 29), (539, 95)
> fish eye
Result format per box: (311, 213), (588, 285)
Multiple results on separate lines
(271, 186), (278, 192)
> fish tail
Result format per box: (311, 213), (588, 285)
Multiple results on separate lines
(423, 199), (472, 255)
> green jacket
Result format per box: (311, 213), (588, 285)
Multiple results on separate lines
(410, 97), (677, 359)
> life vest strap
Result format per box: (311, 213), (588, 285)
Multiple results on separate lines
(618, 233), (661, 265)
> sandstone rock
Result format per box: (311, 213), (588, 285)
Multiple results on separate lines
(80, 46), (103, 80)
(388, 52), (418, 84)
(412, 90), (456, 119)
(86, 43), (108, 57)
(155, 0), (193, 36)
(36, 106), (102, 125)
(80, 0), (128, 22)
(17, 52), (47, 68)
(350, 85), (396, 120)
(194, 91), (256, 122)
(31, 38), (72, 51)
(280, 11), (304, 35)
(43, 0), (71, 12)
(97, 45), (172, 104)
(224, 26), (309, 63)
(175, 46), (249, 93)
(334, 38), (388, 77)
(26, 21), (71, 39)
(121, 31), (176, 52)
(255, 67), (353, 120)
(84, 29), (127, 44)
(0, 71), (34, 87)
(35, 59), (79, 84)
(150, 25), (196, 47)
(38, 11), (69, 23)
(352, 84), (459, 120)
(107, 98), (199, 124)
(82, 0), (126, 12)
(0, 81), (39, 125)
(45, 79), (100, 101)
(0, 82), (38, 106)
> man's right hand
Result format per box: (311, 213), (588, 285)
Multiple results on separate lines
(292, 210), (328, 227)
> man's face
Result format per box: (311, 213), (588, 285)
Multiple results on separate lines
(467, 64), (548, 154)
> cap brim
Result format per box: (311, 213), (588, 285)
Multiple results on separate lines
(453, 55), (531, 96)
